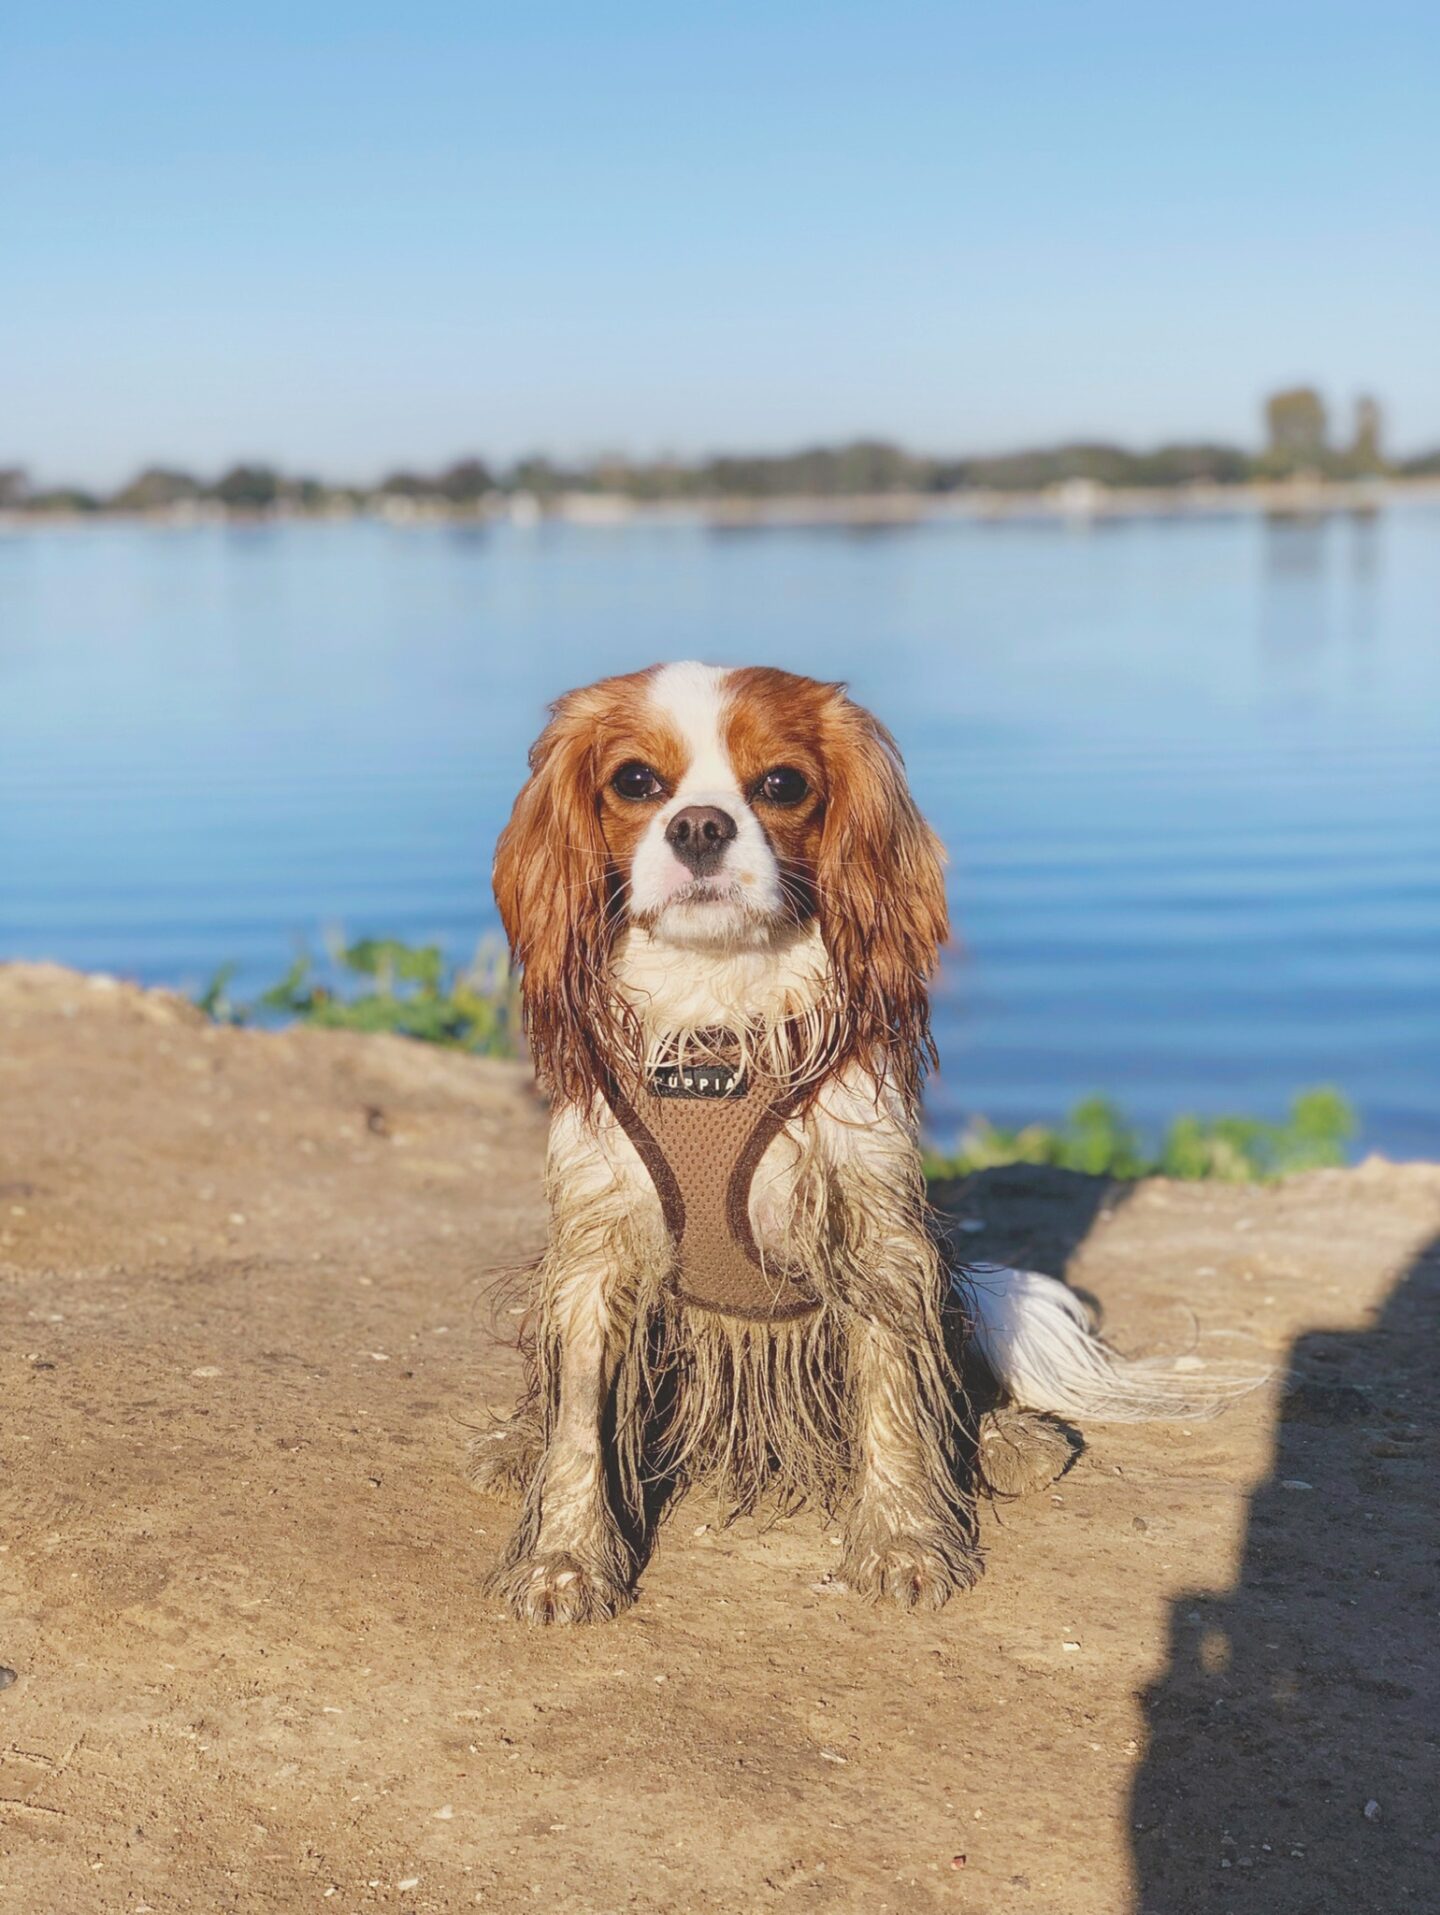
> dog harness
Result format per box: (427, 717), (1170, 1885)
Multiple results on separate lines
(602, 1044), (820, 1324)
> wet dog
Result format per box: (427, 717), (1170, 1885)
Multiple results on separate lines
(477, 664), (1216, 1622)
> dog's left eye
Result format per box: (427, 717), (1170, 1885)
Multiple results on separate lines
(756, 766), (809, 806)
(611, 761), (666, 801)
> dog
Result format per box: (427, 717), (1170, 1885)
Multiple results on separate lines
(477, 662), (1223, 1623)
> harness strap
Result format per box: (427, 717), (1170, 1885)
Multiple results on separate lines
(603, 1049), (820, 1323)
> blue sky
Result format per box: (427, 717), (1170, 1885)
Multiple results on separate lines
(5, 1), (1437, 484)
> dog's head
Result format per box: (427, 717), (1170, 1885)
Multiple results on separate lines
(493, 662), (947, 1099)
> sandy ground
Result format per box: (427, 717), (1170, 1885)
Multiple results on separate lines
(0, 963), (1435, 1915)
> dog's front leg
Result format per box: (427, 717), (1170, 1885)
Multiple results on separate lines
(840, 1318), (983, 1611)
(490, 1263), (633, 1625)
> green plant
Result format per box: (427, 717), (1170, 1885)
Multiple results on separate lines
(925, 1088), (1355, 1185)
(202, 948), (1357, 1184)
(200, 934), (522, 1057)
(194, 961), (241, 1023)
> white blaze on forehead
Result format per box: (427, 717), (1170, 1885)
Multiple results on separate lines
(647, 661), (738, 793)
(628, 660), (785, 939)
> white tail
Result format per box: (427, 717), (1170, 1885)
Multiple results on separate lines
(960, 1263), (1262, 1422)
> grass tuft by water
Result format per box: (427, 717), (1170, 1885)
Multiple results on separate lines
(201, 938), (1356, 1182)
(924, 1088), (1355, 1184)
(200, 932), (521, 1056)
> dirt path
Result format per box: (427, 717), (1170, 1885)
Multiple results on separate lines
(1, 964), (1434, 1915)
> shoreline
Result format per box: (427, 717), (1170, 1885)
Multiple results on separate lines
(4, 473), (1440, 533)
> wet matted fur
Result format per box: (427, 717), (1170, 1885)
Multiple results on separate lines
(474, 1042), (1066, 1620)
(475, 662), (1219, 1625)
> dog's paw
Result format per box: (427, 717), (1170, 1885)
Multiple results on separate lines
(978, 1408), (1079, 1499)
(496, 1551), (632, 1626)
(839, 1532), (982, 1612)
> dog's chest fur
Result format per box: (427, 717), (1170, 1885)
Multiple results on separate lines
(602, 1055), (820, 1321)
(584, 922), (913, 1280)
(540, 1045), (938, 1520)
(549, 1060), (914, 1296)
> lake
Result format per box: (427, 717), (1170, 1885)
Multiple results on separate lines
(2, 510), (1437, 1156)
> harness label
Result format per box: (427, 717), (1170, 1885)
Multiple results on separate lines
(648, 1063), (748, 1101)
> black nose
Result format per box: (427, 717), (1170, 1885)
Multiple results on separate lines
(665, 804), (738, 876)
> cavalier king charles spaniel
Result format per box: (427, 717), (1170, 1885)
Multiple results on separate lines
(478, 662), (1221, 1623)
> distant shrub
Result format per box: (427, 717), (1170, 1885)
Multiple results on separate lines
(199, 934), (522, 1057)
(925, 1089), (1355, 1184)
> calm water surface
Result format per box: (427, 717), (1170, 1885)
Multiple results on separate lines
(2, 512), (1437, 1154)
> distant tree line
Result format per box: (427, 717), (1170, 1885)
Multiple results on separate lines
(4, 390), (1436, 517)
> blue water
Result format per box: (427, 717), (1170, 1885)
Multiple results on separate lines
(2, 511), (1437, 1155)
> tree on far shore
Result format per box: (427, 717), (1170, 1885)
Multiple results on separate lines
(110, 467), (202, 511)
(437, 458), (494, 503)
(1351, 395), (1384, 473)
(213, 464), (282, 510)
(1264, 387), (1328, 470)
(11, 392), (1438, 517)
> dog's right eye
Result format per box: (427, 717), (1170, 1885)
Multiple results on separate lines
(611, 762), (666, 801)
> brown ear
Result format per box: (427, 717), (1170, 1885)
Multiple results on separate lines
(492, 692), (616, 1103)
(816, 695), (948, 1092)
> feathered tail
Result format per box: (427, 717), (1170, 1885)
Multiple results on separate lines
(960, 1263), (1262, 1422)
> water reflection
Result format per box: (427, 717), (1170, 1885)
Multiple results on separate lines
(1259, 514), (1331, 665)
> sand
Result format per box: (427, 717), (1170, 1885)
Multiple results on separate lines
(1, 963), (1434, 1913)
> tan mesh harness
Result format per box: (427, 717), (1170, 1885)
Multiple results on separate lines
(602, 1043), (820, 1324)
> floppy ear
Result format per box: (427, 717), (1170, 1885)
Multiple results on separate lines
(493, 692), (616, 1103)
(816, 695), (949, 1090)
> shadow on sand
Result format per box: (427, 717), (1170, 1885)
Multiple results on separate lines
(1131, 1230), (1438, 1913)
(931, 1160), (1133, 1293)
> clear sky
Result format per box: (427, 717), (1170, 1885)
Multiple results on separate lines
(5, 1), (1437, 485)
